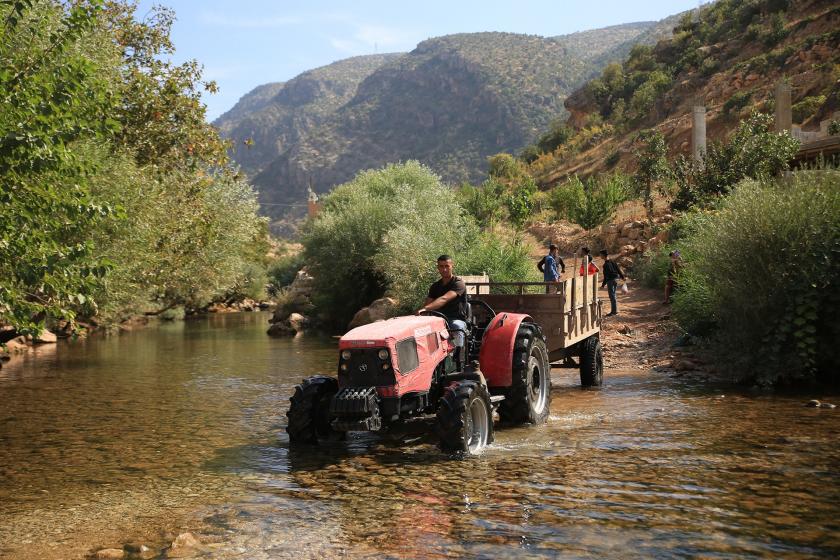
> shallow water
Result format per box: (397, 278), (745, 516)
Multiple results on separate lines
(1, 312), (838, 559)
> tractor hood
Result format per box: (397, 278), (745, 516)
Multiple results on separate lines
(339, 315), (448, 349)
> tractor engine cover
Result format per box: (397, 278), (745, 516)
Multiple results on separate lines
(330, 386), (382, 431)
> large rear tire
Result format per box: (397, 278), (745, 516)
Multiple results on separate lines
(579, 336), (604, 387)
(286, 375), (345, 443)
(499, 322), (551, 424)
(436, 381), (494, 455)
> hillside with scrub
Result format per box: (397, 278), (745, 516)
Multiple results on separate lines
(521, 0), (840, 182)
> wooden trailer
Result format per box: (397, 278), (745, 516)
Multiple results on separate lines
(465, 273), (604, 385)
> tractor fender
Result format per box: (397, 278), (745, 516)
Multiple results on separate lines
(479, 312), (533, 388)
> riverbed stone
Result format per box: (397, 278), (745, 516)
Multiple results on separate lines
(166, 532), (203, 558)
(819, 402), (836, 409)
(94, 548), (125, 559)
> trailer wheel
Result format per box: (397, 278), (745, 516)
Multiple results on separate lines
(499, 322), (551, 425)
(579, 335), (603, 387)
(436, 381), (494, 455)
(286, 375), (345, 443)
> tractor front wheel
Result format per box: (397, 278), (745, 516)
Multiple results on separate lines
(500, 322), (551, 424)
(286, 375), (345, 443)
(436, 381), (494, 455)
(579, 336), (604, 387)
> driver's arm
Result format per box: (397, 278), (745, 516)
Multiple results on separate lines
(417, 290), (458, 315)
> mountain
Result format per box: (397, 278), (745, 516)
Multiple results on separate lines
(214, 54), (401, 177)
(215, 18), (686, 230)
(530, 0), (840, 183)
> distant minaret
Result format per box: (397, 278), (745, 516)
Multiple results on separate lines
(307, 178), (320, 218)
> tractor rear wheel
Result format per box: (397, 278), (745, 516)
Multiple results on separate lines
(286, 375), (345, 443)
(436, 381), (494, 455)
(499, 322), (551, 424)
(579, 335), (603, 387)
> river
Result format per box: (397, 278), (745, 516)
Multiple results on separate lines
(0, 312), (838, 559)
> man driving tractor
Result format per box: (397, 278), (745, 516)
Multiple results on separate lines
(417, 254), (468, 369)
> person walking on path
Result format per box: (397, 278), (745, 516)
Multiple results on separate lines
(663, 250), (682, 304)
(538, 244), (564, 292)
(600, 249), (625, 316)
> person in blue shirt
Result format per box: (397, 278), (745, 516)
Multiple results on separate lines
(537, 244), (564, 292)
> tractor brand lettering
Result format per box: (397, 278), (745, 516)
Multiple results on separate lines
(358, 364), (368, 372)
(365, 341), (375, 345)
(414, 326), (432, 337)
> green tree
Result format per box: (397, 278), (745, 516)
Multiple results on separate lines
(0, 0), (268, 332)
(633, 129), (670, 223)
(303, 161), (536, 329)
(0, 0), (119, 334)
(673, 112), (800, 210)
(505, 177), (537, 230)
(458, 179), (506, 229)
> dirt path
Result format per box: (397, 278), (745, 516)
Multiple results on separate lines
(595, 282), (712, 378)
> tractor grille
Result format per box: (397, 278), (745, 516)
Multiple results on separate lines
(339, 348), (395, 388)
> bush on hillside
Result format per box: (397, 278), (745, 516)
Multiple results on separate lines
(457, 179), (507, 228)
(672, 171), (840, 386)
(549, 173), (629, 232)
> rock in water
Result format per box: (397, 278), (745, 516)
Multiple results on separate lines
(93, 549), (125, 559)
(167, 532), (203, 558)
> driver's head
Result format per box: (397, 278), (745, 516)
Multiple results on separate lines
(436, 255), (454, 280)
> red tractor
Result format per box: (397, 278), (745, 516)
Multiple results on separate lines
(286, 300), (551, 454)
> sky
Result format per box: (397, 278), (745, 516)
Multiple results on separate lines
(134, 1), (703, 122)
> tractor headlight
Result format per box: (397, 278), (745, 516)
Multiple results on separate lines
(341, 350), (352, 361)
(378, 349), (389, 361)
(382, 363), (390, 370)
(340, 363), (348, 371)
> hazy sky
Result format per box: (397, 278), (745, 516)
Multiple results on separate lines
(134, 1), (703, 121)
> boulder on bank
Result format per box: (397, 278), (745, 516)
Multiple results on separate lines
(267, 312), (310, 337)
(348, 297), (400, 330)
(27, 329), (57, 344)
(268, 268), (316, 336)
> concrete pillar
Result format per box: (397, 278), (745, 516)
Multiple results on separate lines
(775, 80), (792, 133)
(691, 104), (706, 161)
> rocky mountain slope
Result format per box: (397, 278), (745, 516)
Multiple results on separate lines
(214, 54), (400, 177)
(215, 17), (687, 229)
(530, 0), (840, 184)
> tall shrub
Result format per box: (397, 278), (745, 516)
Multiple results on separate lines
(550, 174), (629, 232)
(302, 162), (468, 328)
(673, 171), (840, 385)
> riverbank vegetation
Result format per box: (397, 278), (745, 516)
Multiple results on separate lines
(302, 162), (536, 329)
(0, 1), (266, 335)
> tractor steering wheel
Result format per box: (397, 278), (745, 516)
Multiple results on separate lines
(419, 309), (449, 322)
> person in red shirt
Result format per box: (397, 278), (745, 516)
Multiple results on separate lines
(578, 247), (600, 276)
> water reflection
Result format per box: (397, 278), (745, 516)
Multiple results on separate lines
(1, 312), (838, 559)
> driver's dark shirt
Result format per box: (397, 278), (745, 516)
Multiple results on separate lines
(427, 276), (467, 321)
